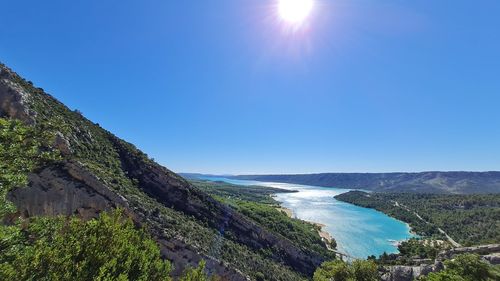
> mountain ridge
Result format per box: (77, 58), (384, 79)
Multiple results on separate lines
(230, 172), (500, 194)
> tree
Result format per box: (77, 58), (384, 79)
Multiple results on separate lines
(423, 271), (466, 281)
(180, 260), (221, 281)
(351, 260), (379, 281)
(0, 118), (60, 217)
(313, 259), (379, 281)
(313, 260), (352, 281)
(420, 254), (496, 281)
(444, 254), (490, 281)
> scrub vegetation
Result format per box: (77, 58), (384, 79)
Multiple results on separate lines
(312, 259), (379, 281)
(419, 254), (500, 281)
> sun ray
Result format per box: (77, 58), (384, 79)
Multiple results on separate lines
(278, 0), (314, 24)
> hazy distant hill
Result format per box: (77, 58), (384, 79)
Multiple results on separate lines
(232, 172), (500, 194)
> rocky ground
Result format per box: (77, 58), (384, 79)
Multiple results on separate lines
(380, 244), (500, 281)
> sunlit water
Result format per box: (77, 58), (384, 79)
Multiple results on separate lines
(198, 176), (415, 259)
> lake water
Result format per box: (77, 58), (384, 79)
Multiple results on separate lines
(198, 176), (415, 259)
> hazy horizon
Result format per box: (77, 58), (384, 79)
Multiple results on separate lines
(180, 170), (500, 176)
(2, 0), (499, 174)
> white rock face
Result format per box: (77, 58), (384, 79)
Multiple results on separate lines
(0, 64), (36, 123)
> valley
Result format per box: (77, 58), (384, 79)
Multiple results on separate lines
(1, 62), (499, 280)
(192, 176), (417, 259)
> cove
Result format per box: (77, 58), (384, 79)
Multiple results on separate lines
(198, 176), (415, 259)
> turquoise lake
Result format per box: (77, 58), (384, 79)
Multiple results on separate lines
(198, 176), (415, 259)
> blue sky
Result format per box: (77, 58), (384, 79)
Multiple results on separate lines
(1, 0), (499, 174)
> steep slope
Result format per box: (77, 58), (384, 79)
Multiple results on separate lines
(0, 63), (328, 280)
(233, 172), (500, 194)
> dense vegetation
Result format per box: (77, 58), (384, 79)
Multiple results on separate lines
(369, 238), (448, 265)
(313, 252), (500, 281)
(191, 180), (336, 259)
(335, 191), (500, 245)
(312, 259), (379, 281)
(0, 210), (172, 281)
(191, 179), (294, 204)
(420, 254), (500, 281)
(0, 118), (60, 217)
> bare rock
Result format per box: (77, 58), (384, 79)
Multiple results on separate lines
(0, 73), (35, 123)
(483, 253), (500, 265)
(437, 244), (500, 260)
(381, 264), (437, 281)
(54, 131), (72, 155)
(8, 161), (129, 220)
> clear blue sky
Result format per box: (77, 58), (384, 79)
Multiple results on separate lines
(1, 0), (499, 174)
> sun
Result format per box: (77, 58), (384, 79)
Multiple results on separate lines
(278, 0), (314, 24)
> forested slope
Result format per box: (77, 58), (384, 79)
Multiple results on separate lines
(335, 191), (500, 246)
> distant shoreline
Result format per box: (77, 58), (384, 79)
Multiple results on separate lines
(276, 205), (334, 248)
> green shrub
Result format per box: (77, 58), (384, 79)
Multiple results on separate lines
(421, 254), (499, 281)
(0, 118), (60, 217)
(313, 260), (352, 281)
(180, 260), (221, 281)
(0, 210), (172, 281)
(313, 259), (378, 281)
(351, 260), (378, 281)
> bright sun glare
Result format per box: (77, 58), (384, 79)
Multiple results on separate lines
(278, 0), (314, 24)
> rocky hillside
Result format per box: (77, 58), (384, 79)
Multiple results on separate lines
(380, 244), (500, 281)
(233, 172), (500, 194)
(0, 63), (329, 280)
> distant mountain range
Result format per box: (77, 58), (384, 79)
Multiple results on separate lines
(230, 172), (500, 194)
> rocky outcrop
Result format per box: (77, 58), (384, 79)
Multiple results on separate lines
(381, 245), (500, 281)
(0, 65), (36, 123)
(483, 253), (500, 265)
(8, 161), (129, 220)
(53, 131), (72, 155)
(437, 244), (500, 260)
(381, 262), (442, 281)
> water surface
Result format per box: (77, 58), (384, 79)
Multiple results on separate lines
(198, 176), (415, 259)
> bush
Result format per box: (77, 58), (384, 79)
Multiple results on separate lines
(0, 210), (172, 281)
(313, 260), (352, 281)
(442, 254), (491, 281)
(0, 118), (60, 217)
(180, 260), (221, 281)
(423, 271), (466, 281)
(421, 254), (498, 281)
(351, 260), (379, 281)
(313, 259), (378, 281)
